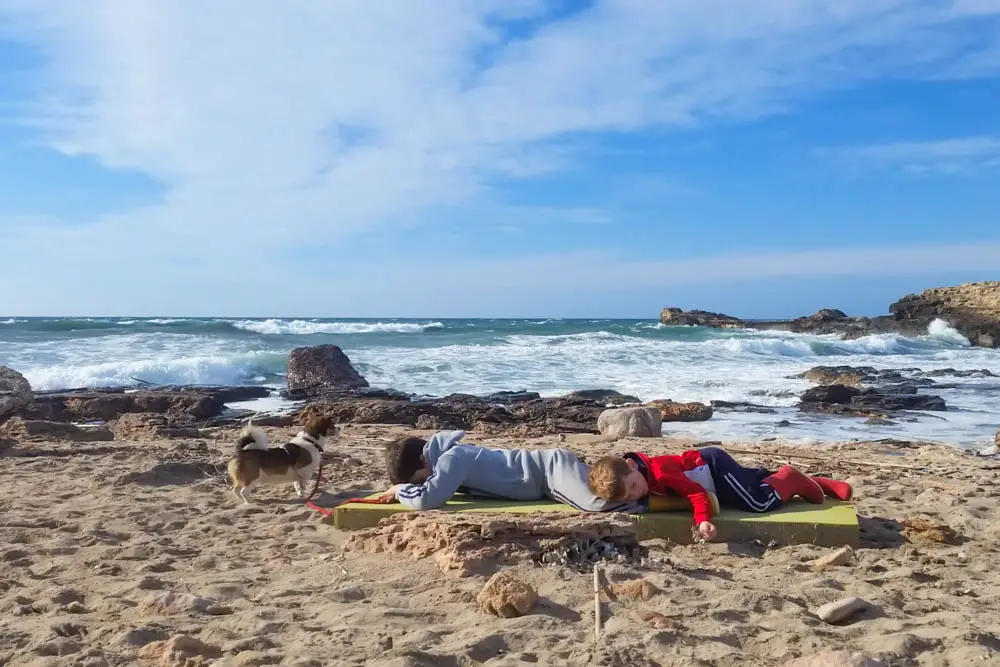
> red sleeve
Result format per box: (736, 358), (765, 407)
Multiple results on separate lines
(646, 456), (713, 526)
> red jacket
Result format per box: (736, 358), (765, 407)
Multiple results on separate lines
(626, 451), (713, 526)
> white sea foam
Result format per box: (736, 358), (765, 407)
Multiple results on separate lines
(230, 319), (444, 335)
(927, 318), (971, 346)
(0, 318), (16, 325)
(2, 320), (998, 447)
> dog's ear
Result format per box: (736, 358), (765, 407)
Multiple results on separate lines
(303, 415), (332, 437)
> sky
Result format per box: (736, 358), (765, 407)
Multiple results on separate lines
(0, 0), (999, 319)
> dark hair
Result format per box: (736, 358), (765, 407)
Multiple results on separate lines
(385, 436), (427, 484)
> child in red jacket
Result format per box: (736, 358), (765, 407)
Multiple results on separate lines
(587, 446), (852, 541)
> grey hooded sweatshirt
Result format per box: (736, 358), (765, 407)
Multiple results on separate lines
(396, 430), (643, 514)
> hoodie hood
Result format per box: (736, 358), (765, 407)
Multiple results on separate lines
(422, 430), (466, 468)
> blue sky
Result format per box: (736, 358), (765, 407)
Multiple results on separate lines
(1, 0), (999, 318)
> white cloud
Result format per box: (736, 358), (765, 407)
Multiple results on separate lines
(0, 0), (998, 312)
(822, 136), (1000, 174)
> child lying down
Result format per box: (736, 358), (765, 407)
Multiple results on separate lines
(376, 430), (644, 513)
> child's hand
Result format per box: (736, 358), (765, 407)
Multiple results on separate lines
(698, 521), (717, 541)
(377, 484), (404, 504)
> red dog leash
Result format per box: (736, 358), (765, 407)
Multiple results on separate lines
(304, 455), (386, 516)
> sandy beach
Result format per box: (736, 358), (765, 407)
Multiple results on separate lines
(2, 425), (999, 667)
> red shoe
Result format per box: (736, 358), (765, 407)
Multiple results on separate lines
(812, 477), (852, 501)
(763, 465), (824, 504)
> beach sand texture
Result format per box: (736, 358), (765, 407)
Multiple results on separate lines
(1, 425), (999, 666)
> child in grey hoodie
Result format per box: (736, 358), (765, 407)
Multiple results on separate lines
(377, 430), (643, 513)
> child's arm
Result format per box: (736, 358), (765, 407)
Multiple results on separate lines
(396, 448), (474, 510)
(646, 459), (713, 525)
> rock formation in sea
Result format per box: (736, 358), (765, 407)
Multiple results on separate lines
(285, 344), (370, 396)
(659, 281), (1000, 348)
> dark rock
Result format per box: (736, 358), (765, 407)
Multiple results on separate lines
(710, 400), (777, 414)
(0, 366), (32, 424)
(776, 420), (791, 427)
(482, 391), (542, 404)
(852, 391), (947, 412)
(801, 385), (861, 405)
(809, 308), (848, 321)
(285, 345), (369, 396)
(563, 389), (641, 405)
(0, 418), (114, 442)
(873, 383), (919, 395)
(865, 417), (896, 426)
(800, 403), (889, 419)
(921, 368), (996, 378)
(660, 308), (743, 328)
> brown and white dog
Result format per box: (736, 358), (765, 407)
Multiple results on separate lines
(227, 416), (334, 504)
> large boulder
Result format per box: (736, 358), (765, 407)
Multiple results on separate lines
(597, 407), (662, 438)
(889, 281), (1000, 348)
(646, 399), (713, 421)
(0, 366), (32, 423)
(660, 308), (744, 328)
(285, 345), (369, 396)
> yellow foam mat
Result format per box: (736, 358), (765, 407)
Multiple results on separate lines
(325, 495), (859, 547)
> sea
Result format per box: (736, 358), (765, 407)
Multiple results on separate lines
(1, 316), (998, 450)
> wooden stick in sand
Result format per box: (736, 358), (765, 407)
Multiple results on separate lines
(593, 564), (602, 641)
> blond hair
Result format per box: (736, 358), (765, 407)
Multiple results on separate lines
(587, 456), (633, 502)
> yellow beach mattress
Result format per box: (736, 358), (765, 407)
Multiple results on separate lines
(324, 494), (859, 547)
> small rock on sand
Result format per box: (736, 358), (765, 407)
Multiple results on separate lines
(814, 596), (872, 624)
(811, 546), (854, 572)
(782, 650), (886, 666)
(140, 591), (216, 615)
(138, 634), (221, 666)
(610, 579), (659, 600)
(476, 572), (537, 618)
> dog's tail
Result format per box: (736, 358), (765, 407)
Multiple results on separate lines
(235, 424), (269, 455)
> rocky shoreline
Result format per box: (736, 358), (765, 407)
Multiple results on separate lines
(661, 281), (1000, 348)
(3, 342), (998, 451)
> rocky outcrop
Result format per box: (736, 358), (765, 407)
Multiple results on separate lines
(597, 407), (662, 438)
(799, 383), (946, 417)
(659, 308), (743, 328)
(0, 366), (32, 424)
(285, 345), (368, 396)
(344, 511), (638, 576)
(110, 413), (204, 441)
(16, 387), (265, 423)
(298, 391), (614, 436)
(646, 399), (713, 421)
(0, 417), (114, 442)
(890, 281), (1000, 348)
(659, 282), (1000, 348)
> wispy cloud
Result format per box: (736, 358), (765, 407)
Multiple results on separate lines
(822, 135), (1000, 175)
(0, 1), (998, 312)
